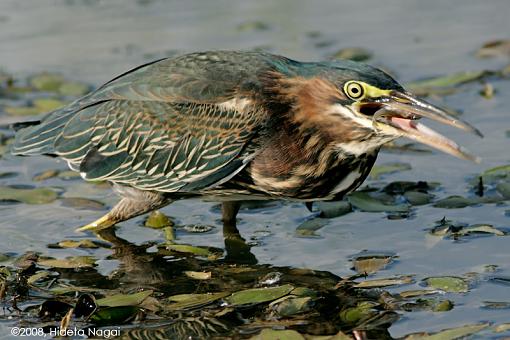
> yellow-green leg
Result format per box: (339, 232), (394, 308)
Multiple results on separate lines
(77, 191), (171, 232)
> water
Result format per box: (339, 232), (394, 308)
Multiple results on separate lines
(0, 0), (509, 338)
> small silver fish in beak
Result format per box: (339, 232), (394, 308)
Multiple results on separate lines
(369, 91), (483, 162)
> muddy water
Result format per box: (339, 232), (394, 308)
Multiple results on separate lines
(0, 0), (509, 338)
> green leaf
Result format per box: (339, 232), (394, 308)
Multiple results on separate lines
(331, 47), (373, 62)
(405, 323), (490, 339)
(58, 81), (89, 96)
(403, 191), (433, 206)
(33, 169), (60, 181)
(164, 244), (211, 257)
(295, 218), (328, 237)
(315, 201), (352, 218)
(406, 71), (488, 90)
(227, 284), (294, 306)
(27, 271), (51, 284)
(50, 239), (100, 249)
(250, 329), (305, 340)
(38, 256), (96, 269)
(30, 73), (64, 92)
(4, 106), (41, 116)
(476, 40), (510, 58)
(270, 296), (313, 317)
(424, 276), (469, 293)
(0, 186), (58, 204)
(353, 256), (393, 275)
(354, 276), (414, 288)
(59, 197), (105, 211)
(348, 192), (409, 212)
(398, 290), (440, 298)
(433, 196), (478, 209)
(96, 290), (153, 307)
(33, 98), (66, 112)
(482, 301), (510, 309)
(496, 182), (510, 199)
(461, 224), (506, 236)
(166, 292), (230, 311)
(90, 306), (139, 326)
(494, 323), (510, 333)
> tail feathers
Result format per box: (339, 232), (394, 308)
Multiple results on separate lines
(11, 120), (41, 132)
(11, 107), (75, 156)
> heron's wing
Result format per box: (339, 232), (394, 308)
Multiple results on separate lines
(55, 97), (264, 192)
(16, 52), (275, 192)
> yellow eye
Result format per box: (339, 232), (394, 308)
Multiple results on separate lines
(344, 81), (365, 100)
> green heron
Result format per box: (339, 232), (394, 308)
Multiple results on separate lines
(11, 51), (481, 232)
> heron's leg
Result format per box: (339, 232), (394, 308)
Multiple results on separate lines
(77, 189), (171, 232)
(221, 201), (257, 264)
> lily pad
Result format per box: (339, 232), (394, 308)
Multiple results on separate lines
(164, 244), (214, 257)
(430, 222), (506, 238)
(400, 298), (453, 312)
(476, 40), (510, 58)
(27, 271), (51, 285)
(347, 192), (409, 213)
(30, 73), (64, 92)
(295, 218), (328, 237)
(0, 186), (58, 204)
(331, 47), (373, 62)
(406, 71), (489, 95)
(496, 182), (510, 199)
(370, 162), (411, 179)
(270, 296), (313, 317)
(166, 292), (230, 311)
(423, 276), (469, 293)
(96, 290), (153, 307)
(57, 170), (81, 180)
(403, 191), (433, 206)
(49, 239), (100, 249)
(90, 306), (139, 326)
(482, 301), (510, 309)
(226, 284), (294, 306)
(405, 323), (490, 339)
(352, 255), (393, 275)
(398, 290), (440, 298)
(494, 323), (510, 333)
(250, 329), (305, 340)
(58, 81), (89, 96)
(354, 276), (413, 288)
(480, 164), (510, 184)
(315, 201), (352, 218)
(38, 256), (96, 269)
(33, 169), (60, 181)
(60, 197), (105, 210)
(339, 301), (378, 324)
(184, 271), (212, 280)
(433, 195), (478, 209)
(144, 210), (173, 229)
(4, 106), (41, 116)
(33, 98), (66, 112)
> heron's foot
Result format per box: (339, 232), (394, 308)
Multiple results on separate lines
(76, 214), (118, 232)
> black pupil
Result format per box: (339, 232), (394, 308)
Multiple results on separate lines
(351, 87), (359, 94)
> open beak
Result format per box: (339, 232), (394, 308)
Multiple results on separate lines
(362, 91), (483, 162)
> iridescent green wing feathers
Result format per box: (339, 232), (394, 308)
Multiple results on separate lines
(13, 51), (273, 192)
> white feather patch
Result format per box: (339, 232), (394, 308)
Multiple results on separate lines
(216, 98), (252, 112)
